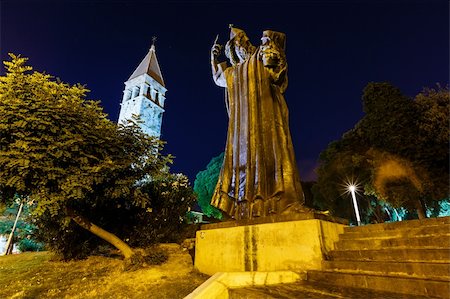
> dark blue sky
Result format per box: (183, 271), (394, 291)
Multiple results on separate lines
(1, 0), (448, 182)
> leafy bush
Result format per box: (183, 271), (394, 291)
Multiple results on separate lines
(34, 214), (103, 259)
(17, 238), (45, 252)
(126, 172), (197, 246)
(193, 153), (223, 219)
(1, 202), (44, 252)
(34, 172), (196, 260)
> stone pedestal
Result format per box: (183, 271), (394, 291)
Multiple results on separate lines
(194, 212), (348, 275)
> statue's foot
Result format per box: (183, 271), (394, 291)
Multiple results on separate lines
(315, 210), (331, 216)
(281, 202), (314, 215)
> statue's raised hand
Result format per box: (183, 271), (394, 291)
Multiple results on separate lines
(211, 35), (223, 61)
(211, 43), (222, 61)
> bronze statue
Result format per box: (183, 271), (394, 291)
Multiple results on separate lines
(210, 26), (305, 220)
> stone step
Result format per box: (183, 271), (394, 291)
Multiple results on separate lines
(323, 260), (450, 279)
(229, 280), (432, 299)
(343, 216), (450, 234)
(328, 248), (450, 263)
(334, 234), (450, 250)
(307, 269), (450, 298)
(340, 223), (450, 240)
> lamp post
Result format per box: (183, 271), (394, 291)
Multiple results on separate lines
(4, 202), (23, 255)
(348, 185), (361, 226)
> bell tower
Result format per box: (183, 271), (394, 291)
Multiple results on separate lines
(118, 38), (166, 139)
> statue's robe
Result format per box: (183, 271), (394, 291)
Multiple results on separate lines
(211, 48), (304, 219)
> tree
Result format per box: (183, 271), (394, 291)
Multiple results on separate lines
(358, 84), (449, 218)
(128, 172), (197, 245)
(0, 54), (171, 261)
(34, 171), (196, 260)
(193, 152), (223, 219)
(313, 82), (449, 221)
(413, 86), (449, 202)
(312, 142), (374, 222)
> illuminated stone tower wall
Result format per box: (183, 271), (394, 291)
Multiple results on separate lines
(118, 44), (166, 139)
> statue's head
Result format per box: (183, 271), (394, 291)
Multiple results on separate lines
(225, 27), (256, 65)
(261, 30), (286, 50)
(260, 30), (286, 68)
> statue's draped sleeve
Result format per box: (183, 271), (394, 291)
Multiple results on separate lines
(212, 62), (228, 88)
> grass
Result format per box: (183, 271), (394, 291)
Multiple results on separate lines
(0, 244), (208, 299)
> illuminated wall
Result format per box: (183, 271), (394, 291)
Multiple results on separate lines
(118, 45), (167, 139)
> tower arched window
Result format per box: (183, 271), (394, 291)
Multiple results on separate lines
(125, 89), (132, 101)
(132, 86), (140, 98)
(155, 91), (159, 105)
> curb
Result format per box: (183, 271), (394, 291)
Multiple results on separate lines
(184, 271), (303, 299)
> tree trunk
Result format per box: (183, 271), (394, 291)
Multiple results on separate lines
(415, 199), (427, 220)
(70, 213), (134, 259)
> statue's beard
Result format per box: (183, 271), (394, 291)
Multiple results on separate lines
(226, 40), (255, 65)
(227, 46), (245, 65)
(235, 43), (256, 64)
(236, 46), (248, 62)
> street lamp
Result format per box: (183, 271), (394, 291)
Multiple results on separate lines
(348, 184), (361, 226)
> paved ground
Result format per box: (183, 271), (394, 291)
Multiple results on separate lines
(229, 281), (432, 299)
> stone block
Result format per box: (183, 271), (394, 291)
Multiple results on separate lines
(194, 217), (346, 275)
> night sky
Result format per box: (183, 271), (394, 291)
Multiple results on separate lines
(1, 0), (448, 182)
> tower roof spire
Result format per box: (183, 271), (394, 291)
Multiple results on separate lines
(150, 36), (157, 51)
(128, 37), (165, 87)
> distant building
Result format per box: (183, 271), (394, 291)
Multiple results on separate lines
(118, 42), (166, 139)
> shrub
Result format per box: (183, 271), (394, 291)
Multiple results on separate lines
(126, 173), (197, 246)
(17, 238), (45, 252)
(34, 172), (196, 260)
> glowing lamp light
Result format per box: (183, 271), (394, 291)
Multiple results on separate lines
(348, 184), (361, 226)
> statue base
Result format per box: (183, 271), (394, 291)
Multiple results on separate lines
(194, 211), (348, 275)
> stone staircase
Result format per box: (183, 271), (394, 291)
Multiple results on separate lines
(306, 216), (450, 298)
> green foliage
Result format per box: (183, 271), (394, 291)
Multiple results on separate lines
(313, 82), (449, 221)
(312, 140), (373, 221)
(0, 219), (44, 252)
(0, 219), (18, 235)
(34, 172), (196, 259)
(436, 199), (450, 217)
(127, 172), (197, 246)
(0, 219), (35, 238)
(0, 201), (44, 252)
(413, 86), (449, 200)
(34, 215), (101, 259)
(193, 152), (223, 219)
(0, 54), (171, 217)
(17, 238), (45, 252)
(0, 54), (180, 258)
(358, 83), (419, 156)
